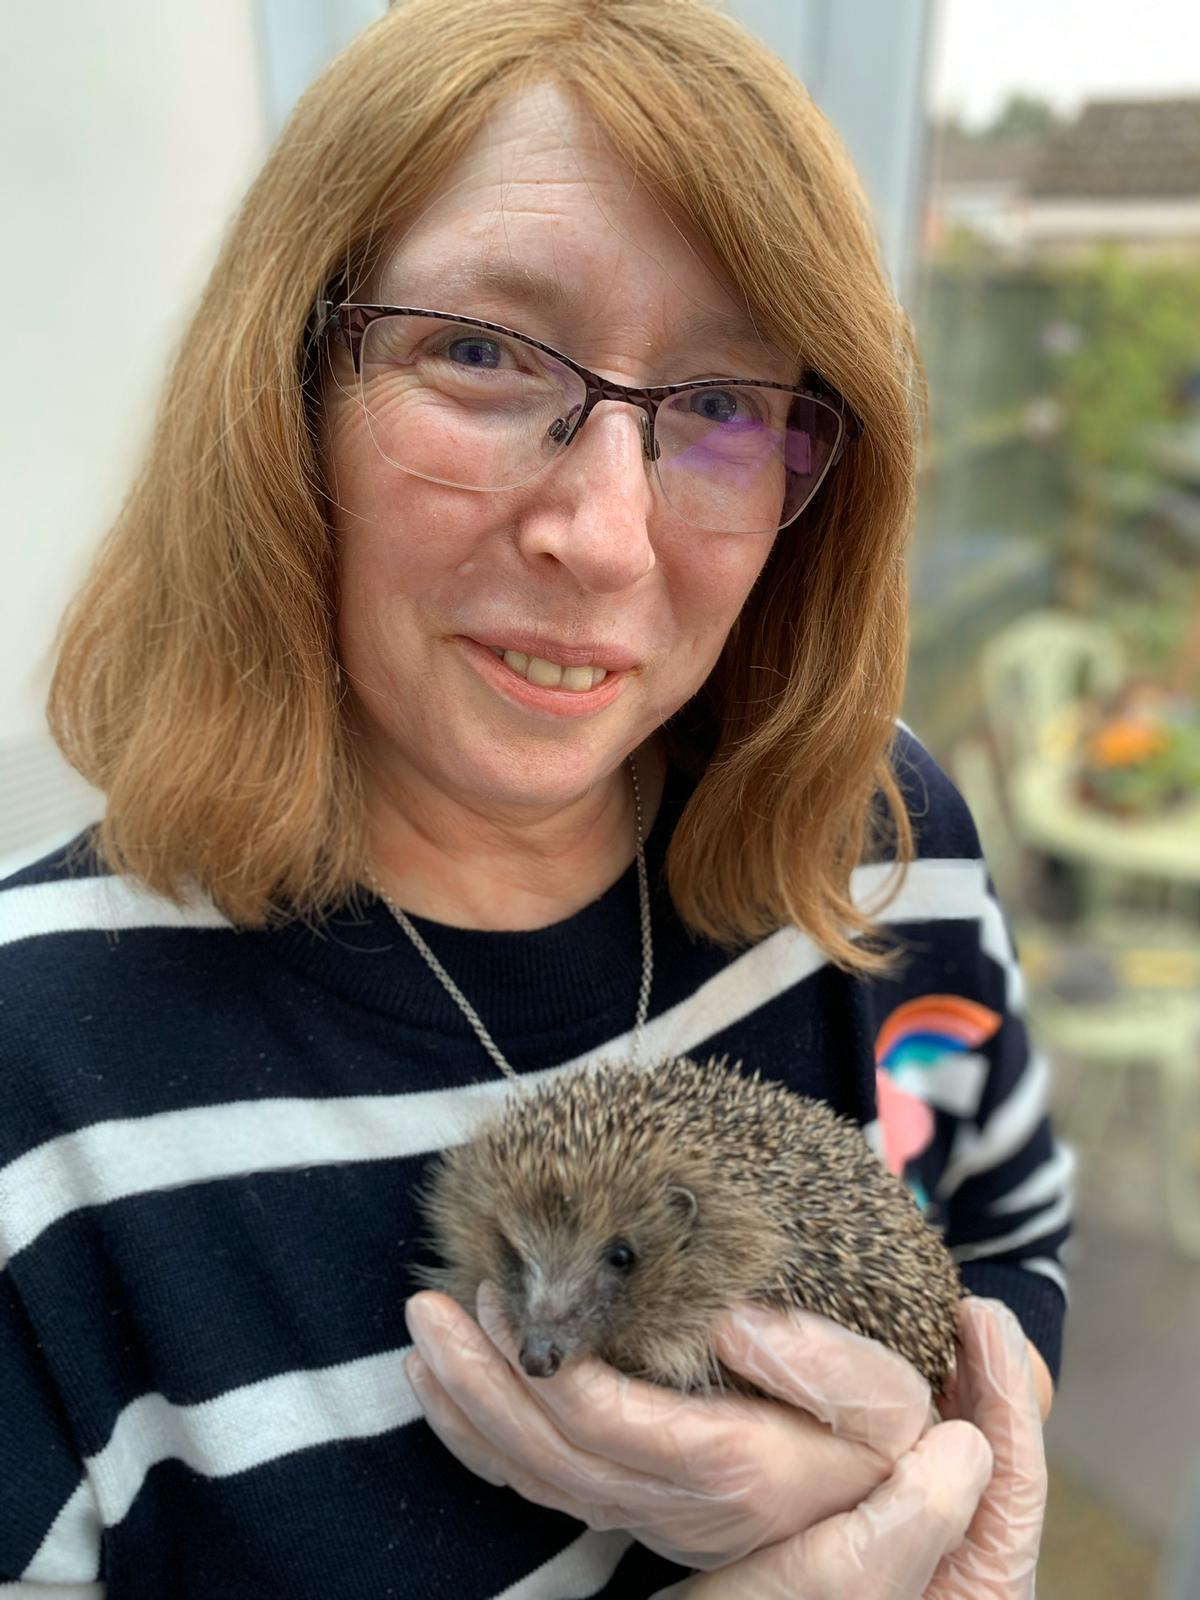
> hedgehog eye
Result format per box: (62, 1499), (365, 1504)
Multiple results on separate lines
(605, 1241), (637, 1272)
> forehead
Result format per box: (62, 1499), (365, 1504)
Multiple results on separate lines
(372, 81), (778, 367)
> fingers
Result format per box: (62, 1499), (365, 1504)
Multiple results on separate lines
(405, 1351), (515, 1489)
(407, 1288), (906, 1565)
(684, 1421), (993, 1600)
(472, 1283), (899, 1524)
(931, 1298), (1047, 1597)
(711, 1302), (935, 1461)
(405, 1350), (602, 1523)
(811, 1422), (993, 1600)
(405, 1292), (641, 1511)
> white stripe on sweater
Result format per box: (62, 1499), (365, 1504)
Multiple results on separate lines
(979, 894), (1027, 1015)
(24, 1350), (630, 1600)
(950, 1192), (1073, 1264)
(2, 856), (990, 950)
(89, 1347), (421, 1528)
(936, 1051), (1052, 1201)
(19, 1479), (101, 1586)
(17, 1406), (630, 1600)
(493, 1531), (634, 1599)
(0, 875), (228, 948)
(0, 1087), (507, 1269)
(987, 1144), (1076, 1216)
(852, 857), (989, 923)
(1017, 1256), (1071, 1302)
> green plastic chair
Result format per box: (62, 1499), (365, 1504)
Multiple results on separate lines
(978, 609), (1127, 768)
(978, 607), (1177, 919)
(952, 736), (1200, 1257)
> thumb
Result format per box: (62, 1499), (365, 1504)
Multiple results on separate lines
(931, 1298), (1047, 1597)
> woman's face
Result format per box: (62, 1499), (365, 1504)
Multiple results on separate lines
(324, 81), (789, 815)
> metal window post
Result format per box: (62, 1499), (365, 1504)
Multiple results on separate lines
(727, 0), (933, 307)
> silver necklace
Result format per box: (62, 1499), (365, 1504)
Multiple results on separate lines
(368, 756), (653, 1088)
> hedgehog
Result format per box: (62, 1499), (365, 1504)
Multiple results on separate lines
(416, 1056), (964, 1394)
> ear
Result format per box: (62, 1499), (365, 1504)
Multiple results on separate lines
(666, 1184), (698, 1233)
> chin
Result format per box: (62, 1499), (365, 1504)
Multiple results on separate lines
(445, 739), (627, 808)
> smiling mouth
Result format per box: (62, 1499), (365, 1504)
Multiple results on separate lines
(487, 648), (610, 693)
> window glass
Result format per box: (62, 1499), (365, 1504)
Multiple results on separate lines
(912, 6), (1200, 1594)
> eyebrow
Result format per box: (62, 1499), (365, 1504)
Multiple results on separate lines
(392, 261), (773, 358)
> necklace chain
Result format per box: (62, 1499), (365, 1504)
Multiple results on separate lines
(368, 755), (653, 1088)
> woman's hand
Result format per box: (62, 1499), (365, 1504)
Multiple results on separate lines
(923, 1296), (1047, 1597)
(403, 1283), (937, 1571)
(654, 1296), (1046, 1599)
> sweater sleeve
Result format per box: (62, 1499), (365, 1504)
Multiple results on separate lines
(879, 728), (1072, 1384)
(0, 1269), (105, 1594)
(929, 907), (1071, 1382)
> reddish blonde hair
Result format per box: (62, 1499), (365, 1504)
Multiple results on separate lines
(49, 0), (921, 969)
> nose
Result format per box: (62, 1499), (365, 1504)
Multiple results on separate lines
(515, 403), (656, 594)
(518, 1334), (564, 1378)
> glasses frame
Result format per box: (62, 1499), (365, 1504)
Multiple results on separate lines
(314, 299), (864, 531)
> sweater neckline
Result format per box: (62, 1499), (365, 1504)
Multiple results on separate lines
(267, 762), (695, 1038)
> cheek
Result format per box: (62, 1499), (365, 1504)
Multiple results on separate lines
(667, 531), (777, 653)
(325, 408), (488, 601)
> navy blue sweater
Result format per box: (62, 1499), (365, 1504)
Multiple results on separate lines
(0, 730), (1069, 1598)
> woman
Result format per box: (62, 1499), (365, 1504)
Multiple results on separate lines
(1, 1), (1063, 1594)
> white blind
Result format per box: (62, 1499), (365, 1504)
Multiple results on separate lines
(0, 734), (102, 878)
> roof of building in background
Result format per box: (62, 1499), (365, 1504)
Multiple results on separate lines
(1028, 98), (1200, 200)
(929, 134), (1044, 188)
(930, 98), (1200, 201)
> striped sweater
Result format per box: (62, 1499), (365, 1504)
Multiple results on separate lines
(0, 729), (1070, 1599)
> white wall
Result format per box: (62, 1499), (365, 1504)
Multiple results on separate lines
(0, 0), (270, 864)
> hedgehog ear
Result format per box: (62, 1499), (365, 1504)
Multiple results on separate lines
(666, 1183), (698, 1233)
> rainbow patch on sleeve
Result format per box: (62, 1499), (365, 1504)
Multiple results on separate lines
(874, 995), (1003, 1183)
(876, 994), (1003, 1073)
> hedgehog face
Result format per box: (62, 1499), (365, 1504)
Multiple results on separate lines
(495, 1180), (699, 1378)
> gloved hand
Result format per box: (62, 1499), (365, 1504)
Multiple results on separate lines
(923, 1296), (1047, 1597)
(654, 1295), (1045, 1598)
(403, 1282), (937, 1571)
(651, 1424), (993, 1599)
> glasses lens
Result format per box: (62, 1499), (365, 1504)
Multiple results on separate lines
(653, 385), (845, 533)
(355, 315), (586, 491)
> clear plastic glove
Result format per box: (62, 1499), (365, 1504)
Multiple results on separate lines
(404, 1282), (936, 1571)
(652, 1423), (994, 1599)
(654, 1296), (1045, 1599)
(924, 1296), (1047, 1597)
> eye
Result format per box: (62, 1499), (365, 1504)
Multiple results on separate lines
(605, 1241), (637, 1272)
(444, 334), (505, 369)
(688, 388), (741, 424)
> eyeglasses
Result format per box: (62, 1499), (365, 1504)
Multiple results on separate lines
(316, 301), (862, 535)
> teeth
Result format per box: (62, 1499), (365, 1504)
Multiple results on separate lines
(526, 655), (564, 688)
(498, 649), (609, 692)
(561, 666), (599, 691)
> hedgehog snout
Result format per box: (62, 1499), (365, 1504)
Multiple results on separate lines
(518, 1333), (563, 1378)
(507, 1255), (622, 1377)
